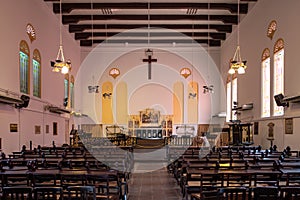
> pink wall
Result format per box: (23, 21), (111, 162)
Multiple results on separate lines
(220, 0), (300, 150)
(0, 0), (81, 153)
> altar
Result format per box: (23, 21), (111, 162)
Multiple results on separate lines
(134, 128), (163, 139)
(128, 108), (173, 138)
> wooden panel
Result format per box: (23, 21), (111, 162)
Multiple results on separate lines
(102, 81), (113, 124)
(188, 81), (198, 124)
(116, 82), (128, 125)
(173, 81), (183, 124)
(81, 124), (103, 137)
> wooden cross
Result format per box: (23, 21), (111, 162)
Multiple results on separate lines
(143, 49), (157, 80)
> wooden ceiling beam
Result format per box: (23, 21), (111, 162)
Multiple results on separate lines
(69, 24), (232, 33)
(62, 14), (238, 24)
(53, 3), (249, 14)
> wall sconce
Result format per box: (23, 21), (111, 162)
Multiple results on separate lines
(189, 92), (197, 99)
(88, 86), (99, 93)
(103, 92), (112, 99)
(203, 85), (214, 94)
(180, 68), (191, 79)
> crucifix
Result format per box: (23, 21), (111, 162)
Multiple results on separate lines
(143, 49), (157, 79)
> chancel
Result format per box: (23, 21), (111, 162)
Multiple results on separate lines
(2, 0), (300, 200)
(142, 49), (157, 80)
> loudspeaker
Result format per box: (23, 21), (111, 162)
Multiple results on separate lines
(63, 97), (68, 107)
(16, 95), (30, 108)
(274, 93), (287, 107)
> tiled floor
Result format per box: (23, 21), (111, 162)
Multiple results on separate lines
(128, 164), (182, 200)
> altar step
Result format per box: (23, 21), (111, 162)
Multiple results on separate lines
(134, 138), (165, 149)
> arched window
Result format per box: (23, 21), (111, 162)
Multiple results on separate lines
(70, 75), (74, 108)
(231, 77), (238, 120)
(261, 48), (271, 117)
(19, 40), (30, 94)
(64, 74), (69, 107)
(226, 73), (238, 122)
(273, 38), (284, 116)
(33, 49), (41, 98)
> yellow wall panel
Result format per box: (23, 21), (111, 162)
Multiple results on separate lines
(102, 81), (113, 124)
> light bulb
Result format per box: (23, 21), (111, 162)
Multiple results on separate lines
(237, 66), (245, 74)
(228, 68), (235, 74)
(61, 65), (69, 74)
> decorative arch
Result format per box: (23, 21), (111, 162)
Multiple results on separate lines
(267, 20), (277, 40)
(274, 38), (284, 53)
(262, 48), (270, 61)
(19, 40), (30, 94)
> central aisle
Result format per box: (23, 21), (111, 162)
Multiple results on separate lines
(128, 166), (182, 200)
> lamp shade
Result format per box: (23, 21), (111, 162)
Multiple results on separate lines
(237, 66), (245, 74)
(228, 68), (236, 74)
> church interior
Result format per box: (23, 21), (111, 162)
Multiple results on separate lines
(1, 0), (300, 199)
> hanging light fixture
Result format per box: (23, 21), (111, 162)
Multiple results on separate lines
(203, 1), (214, 94)
(228, 0), (247, 75)
(50, 0), (71, 74)
(189, 23), (197, 99)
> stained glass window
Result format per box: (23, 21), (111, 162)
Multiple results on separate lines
(273, 39), (284, 116)
(64, 74), (69, 107)
(19, 40), (30, 94)
(261, 48), (271, 117)
(33, 49), (41, 98)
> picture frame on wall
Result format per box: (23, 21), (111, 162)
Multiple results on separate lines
(140, 108), (160, 127)
(285, 118), (293, 134)
(53, 122), (58, 135)
(10, 124), (18, 132)
(35, 125), (41, 134)
(45, 125), (49, 134)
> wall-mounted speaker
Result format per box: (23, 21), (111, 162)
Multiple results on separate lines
(16, 95), (30, 108)
(63, 97), (68, 107)
(274, 93), (288, 107)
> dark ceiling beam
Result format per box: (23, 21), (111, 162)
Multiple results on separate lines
(80, 39), (221, 47)
(53, 3), (248, 14)
(69, 24), (232, 33)
(74, 32), (226, 40)
(62, 14), (238, 24)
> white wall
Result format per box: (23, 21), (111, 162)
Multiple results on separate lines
(220, 0), (300, 150)
(0, 0), (81, 154)
(76, 43), (225, 127)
